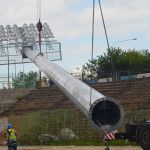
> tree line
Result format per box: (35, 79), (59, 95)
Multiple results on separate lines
(82, 48), (150, 80)
(12, 48), (150, 88)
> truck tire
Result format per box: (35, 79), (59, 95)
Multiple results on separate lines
(138, 127), (150, 150)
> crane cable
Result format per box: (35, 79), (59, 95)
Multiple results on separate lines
(36, 0), (43, 86)
(98, 0), (115, 81)
(97, 0), (111, 126)
(37, 0), (39, 21)
(36, 0), (42, 54)
(89, 0), (111, 128)
(89, 0), (95, 106)
(37, 0), (42, 21)
(98, 0), (110, 49)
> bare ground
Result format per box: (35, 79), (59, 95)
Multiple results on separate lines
(0, 146), (142, 150)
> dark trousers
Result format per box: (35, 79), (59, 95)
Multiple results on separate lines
(7, 140), (17, 150)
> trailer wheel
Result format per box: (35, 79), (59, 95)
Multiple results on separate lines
(138, 127), (150, 150)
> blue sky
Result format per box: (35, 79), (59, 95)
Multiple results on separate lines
(0, 0), (150, 74)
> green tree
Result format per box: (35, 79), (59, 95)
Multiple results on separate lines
(83, 48), (150, 80)
(12, 71), (38, 88)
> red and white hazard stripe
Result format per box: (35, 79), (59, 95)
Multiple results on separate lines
(104, 131), (117, 140)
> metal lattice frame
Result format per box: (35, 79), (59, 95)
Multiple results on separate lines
(0, 23), (62, 65)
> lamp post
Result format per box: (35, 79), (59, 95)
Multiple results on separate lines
(112, 38), (137, 47)
(111, 38), (137, 81)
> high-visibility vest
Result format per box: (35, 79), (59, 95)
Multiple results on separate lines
(7, 129), (17, 141)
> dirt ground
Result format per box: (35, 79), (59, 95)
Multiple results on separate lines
(0, 146), (142, 150)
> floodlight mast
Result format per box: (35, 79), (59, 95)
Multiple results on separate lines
(21, 45), (124, 132)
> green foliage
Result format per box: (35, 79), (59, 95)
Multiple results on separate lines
(83, 48), (150, 80)
(16, 94), (27, 101)
(12, 71), (38, 88)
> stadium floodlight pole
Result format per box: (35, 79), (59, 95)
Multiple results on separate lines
(21, 45), (124, 132)
(112, 38), (137, 47)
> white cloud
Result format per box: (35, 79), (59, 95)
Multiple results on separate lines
(0, 0), (149, 35)
(103, 0), (150, 35)
(1, 0), (149, 38)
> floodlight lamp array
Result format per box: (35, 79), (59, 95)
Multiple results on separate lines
(0, 23), (61, 62)
(0, 23), (55, 46)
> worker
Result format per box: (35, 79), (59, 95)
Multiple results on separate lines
(6, 123), (17, 150)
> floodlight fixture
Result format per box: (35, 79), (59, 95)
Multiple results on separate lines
(6, 25), (15, 40)
(13, 24), (22, 39)
(29, 23), (38, 39)
(42, 23), (54, 39)
(0, 25), (6, 40)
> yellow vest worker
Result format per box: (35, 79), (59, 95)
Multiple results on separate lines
(7, 129), (17, 141)
(7, 123), (17, 150)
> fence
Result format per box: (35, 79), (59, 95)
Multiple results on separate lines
(8, 109), (101, 145)
(6, 108), (150, 145)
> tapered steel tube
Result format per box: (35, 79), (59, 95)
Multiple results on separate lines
(21, 46), (124, 132)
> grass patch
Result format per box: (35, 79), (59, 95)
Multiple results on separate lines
(108, 139), (138, 146)
(17, 139), (139, 146)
